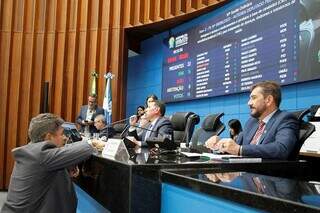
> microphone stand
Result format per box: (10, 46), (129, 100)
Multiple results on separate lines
(106, 117), (131, 140)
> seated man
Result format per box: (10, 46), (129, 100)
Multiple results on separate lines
(2, 113), (104, 212)
(93, 114), (115, 140)
(76, 94), (105, 134)
(127, 100), (173, 147)
(206, 81), (299, 160)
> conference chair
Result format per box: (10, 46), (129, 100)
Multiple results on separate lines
(170, 112), (200, 146)
(289, 108), (315, 160)
(189, 113), (225, 148)
(112, 123), (128, 139)
(308, 104), (320, 121)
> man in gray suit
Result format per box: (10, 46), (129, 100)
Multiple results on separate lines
(128, 100), (173, 147)
(206, 81), (299, 159)
(1, 113), (99, 213)
(76, 94), (105, 134)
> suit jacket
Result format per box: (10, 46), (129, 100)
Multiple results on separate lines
(99, 126), (115, 139)
(76, 105), (105, 133)
(1, 141), (93, 213)
(129, 116), (174, 147)
(237, 110), (299, 159)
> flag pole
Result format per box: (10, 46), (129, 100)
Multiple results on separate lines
(103, 72), (114, 124)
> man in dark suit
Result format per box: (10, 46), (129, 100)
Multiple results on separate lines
(206, 81), (299, 159)
(76, 94), (105, 134)
(93, 114), (115, 140)
(1, 113), (103, 213)
(127, 100), (173, 147)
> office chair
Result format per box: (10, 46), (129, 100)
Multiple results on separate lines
(170, 112), (200, 146)
(112, 123), (128, 139)
(289, 108), (315, 160)
(189, 113), (225, 149)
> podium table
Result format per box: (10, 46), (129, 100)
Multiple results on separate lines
(76, 148), (319, 213)
(161, 163), (320, 212)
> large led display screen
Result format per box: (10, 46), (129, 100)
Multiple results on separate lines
(162, 0), (320, 102)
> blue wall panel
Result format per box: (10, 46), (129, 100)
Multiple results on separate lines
(126, 1), (320, 138)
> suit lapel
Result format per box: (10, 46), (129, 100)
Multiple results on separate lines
(246, 121), (259, 145)
(151, 118), (162, 137)
(142, 123), (151, 141)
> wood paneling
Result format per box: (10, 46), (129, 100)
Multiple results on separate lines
(0, 0), (227, 189)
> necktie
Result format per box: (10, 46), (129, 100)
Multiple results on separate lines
(250, 121), (265, 145)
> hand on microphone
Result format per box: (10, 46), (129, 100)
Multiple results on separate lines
(139, 114), (149, 128)
(129, 115), (138, 126)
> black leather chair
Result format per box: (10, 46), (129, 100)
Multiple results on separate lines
(170, 112), (200, 146)
(189, 113), (225, 148)
(308, 104), (320, 121)
(289, 108), (315, 160)
(112, 123), (128, 139)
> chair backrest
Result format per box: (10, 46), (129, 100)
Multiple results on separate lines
(170, 112), (200, 145)
(112, 123), (128, 138)
(190, 113), (225, 148)
(289, 108), (315, 160)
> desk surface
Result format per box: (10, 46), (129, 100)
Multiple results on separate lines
(161, 168), (320, 212)
(78, 148), (319, 213)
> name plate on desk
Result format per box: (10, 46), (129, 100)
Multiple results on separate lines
(102, 139), (130, 162)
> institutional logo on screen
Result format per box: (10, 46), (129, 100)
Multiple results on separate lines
(168, 37), (175, 49)
(168, 33), (188, 49)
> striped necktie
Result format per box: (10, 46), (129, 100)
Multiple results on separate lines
(250, 121), (265, 145)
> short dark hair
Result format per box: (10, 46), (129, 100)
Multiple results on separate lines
(28, 113), (64, 143)
(145, 94), (158, 105)
(152, 100), (166, 116)
(251, 81), (282, 107)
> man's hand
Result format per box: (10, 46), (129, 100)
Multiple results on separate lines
(218, 138), (240, 155)
(139, 115), (149, 128)
(129, 115), (138, 126)
(91, 139), (106, 151)
(68, 166), (80, 178)
(205, 135), (221, 150)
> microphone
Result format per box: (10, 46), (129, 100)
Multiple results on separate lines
(100, 117), (132, 139)
(106, 117), (131, 126)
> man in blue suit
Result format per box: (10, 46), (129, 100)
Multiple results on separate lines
(206, 81), (299, 159)
(76, 94), (105, 134)
(127, 100), (173, 147)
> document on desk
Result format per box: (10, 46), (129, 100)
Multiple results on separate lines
(202, 153), (262, 163)
(181, 152), (262, 162)
(201, 153), (237, 160)
(300, 122), (320, 153)
(180, 152), (202, 158)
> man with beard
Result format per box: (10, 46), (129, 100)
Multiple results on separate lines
(205, 81), (299, 159)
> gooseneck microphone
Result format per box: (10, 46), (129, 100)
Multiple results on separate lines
(107, 117), (131, 126)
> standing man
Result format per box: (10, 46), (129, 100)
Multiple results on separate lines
(128, 100), (173, 147)
(206, 81), (299, 159)
(1, 113), (101, 212)
(76, 94), (105, 134)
